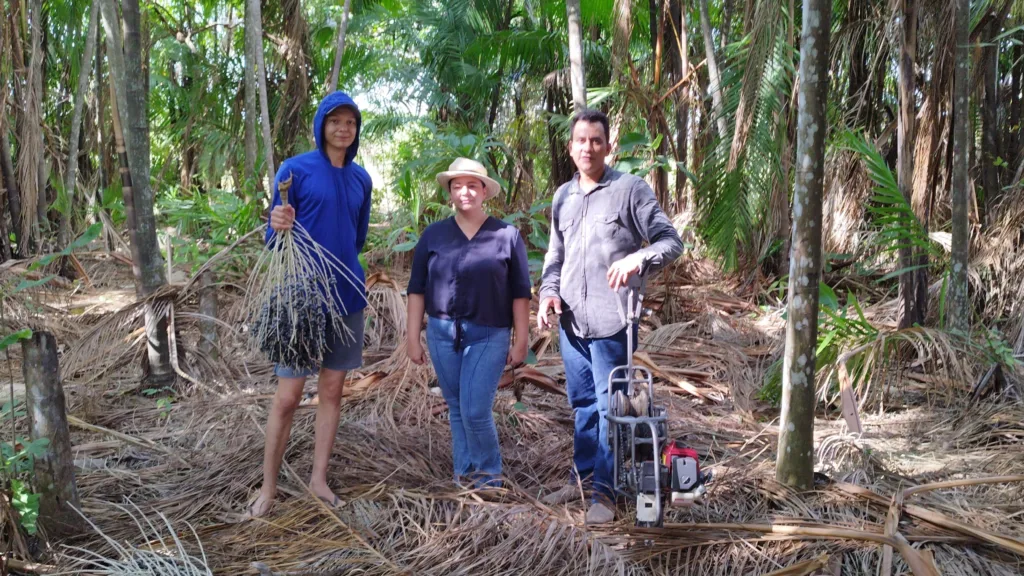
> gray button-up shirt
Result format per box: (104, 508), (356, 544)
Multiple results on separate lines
(539, 167), (683, 339)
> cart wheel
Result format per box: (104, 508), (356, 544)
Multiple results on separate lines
(610, 390), (629, 417)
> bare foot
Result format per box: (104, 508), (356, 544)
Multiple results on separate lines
(309, 480), (344, 508)
(248, 491), (275, 518)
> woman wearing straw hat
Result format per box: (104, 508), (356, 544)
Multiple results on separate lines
(406, 157), (532, 489)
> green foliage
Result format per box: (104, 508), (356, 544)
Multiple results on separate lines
(758, 283), (877, 408)
(837, 130), (943, 280)
(696, 8), (796, 271)
(0, 426), (48, 536)
(157, 187), (265, 271)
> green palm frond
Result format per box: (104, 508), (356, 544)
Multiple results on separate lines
(696, 0), (795, 271)
(837, 130), (941, 269)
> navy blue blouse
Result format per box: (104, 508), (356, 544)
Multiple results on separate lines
(408, 217), (532, 328)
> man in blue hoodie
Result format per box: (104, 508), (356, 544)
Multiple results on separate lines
(249, 92), (372, 517)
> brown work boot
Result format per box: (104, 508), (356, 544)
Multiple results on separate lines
(585, 501), (615, 525)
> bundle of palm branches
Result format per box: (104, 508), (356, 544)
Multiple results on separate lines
(56, 502), (212, 576)
(243, 173), (364, 372)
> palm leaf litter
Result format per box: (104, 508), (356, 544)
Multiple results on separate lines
(0, 252), (1010, 576)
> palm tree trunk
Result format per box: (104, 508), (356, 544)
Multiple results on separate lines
(100, 0), (173, 384)
(776, 0), (830, 492)
(122, 0), (165, 293)
(981, 20), (1000, 222)
(35, 0), (49, 237)
(1009, 43), (1020, 171)
(242, 0), (259, 187)
(327, 0), (353, 93)
(650, 0), (669, 208)
(896, 0), (922, 329)
(611, 0), (632, 85)
(94, 33), (115, 252)
(17, 0), (43, 252)
(947, 0), (970, 333)
(606, 0), (632, 162)
(247, 0), (276, 180)
(0, 114), (22, 258)
(566, 0), (587, 112)
(698, 0), (728, 138)
(58, 0), (100, 249)
(274, 0), (312, 159)
(670, 0), (690, 212)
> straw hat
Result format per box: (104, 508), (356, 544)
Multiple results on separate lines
(436, 158), (501, 199)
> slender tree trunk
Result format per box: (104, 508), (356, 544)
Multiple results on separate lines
(566, 0), (587, 112)
(611, 0), (632, 85)
(58, 1), (100, 248)
(651, 0), (669, 207)
(35, 0), (48, 237)
(896, 0), (922, 329)
(947, 0), (970, 333)
(486, 0), (514, 134)
(327, 0), (353, 93)
(274, 0), (312, 159)
(23, 331), (82, 538)
(1009, 44), (1021, 171)
(247, 0), (276, 180)
(545, 71), (575, 187)
(100, 0), (173, 384)
(605, 0), (633, 164)
(242, 0), (259, 188)
(122, 0), (166, 293)
(670, 0), (690, 212)
(698, 0), (728, 138)
(95, 33), (115, 252)
(17, 0), (43, 251)
(123, 0), (173, 384)
(777, 0), (830, 492)
(108, 85), (138, 260)
(981, 22), (1000, 221)
(720, 0), (732, 50)
(98, 0), (131, 166)
(0, 121), (22, 257)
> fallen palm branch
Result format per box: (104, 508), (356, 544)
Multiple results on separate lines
(834, 482), (1024, 557)
(55, 502), (212, 575)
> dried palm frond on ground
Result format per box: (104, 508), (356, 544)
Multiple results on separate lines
(56, 502), (212, 575)
(2, 250), (1018, 575)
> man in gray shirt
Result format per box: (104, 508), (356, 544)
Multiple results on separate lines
(538, 108), (683, 524)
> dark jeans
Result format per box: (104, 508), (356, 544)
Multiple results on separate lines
(559, 314), (636, 503)
(427, 316), (510, 488)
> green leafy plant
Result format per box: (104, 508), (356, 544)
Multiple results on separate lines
(142, 386), (176, 419)
(0, 329), (43, 535)
(838, 130), (943, 281)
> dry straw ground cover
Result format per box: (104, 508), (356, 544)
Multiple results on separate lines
(0, 242), (1022, 575)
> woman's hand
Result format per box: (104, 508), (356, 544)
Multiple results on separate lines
(507, 339), (528, 367)
(407, 336), (426, 365)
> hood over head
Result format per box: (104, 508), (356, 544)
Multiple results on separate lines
(314, 91), (362, 166)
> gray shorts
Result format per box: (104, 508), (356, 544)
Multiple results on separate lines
(274, 310), (364, 377)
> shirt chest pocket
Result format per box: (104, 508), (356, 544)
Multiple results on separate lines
(594, 212), (628, 242)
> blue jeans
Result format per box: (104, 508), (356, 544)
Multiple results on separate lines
(427, 316), (510, 488)
(559, 315), (636, 503)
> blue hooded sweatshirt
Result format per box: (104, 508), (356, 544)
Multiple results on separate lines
(265, 91), (372, 316)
